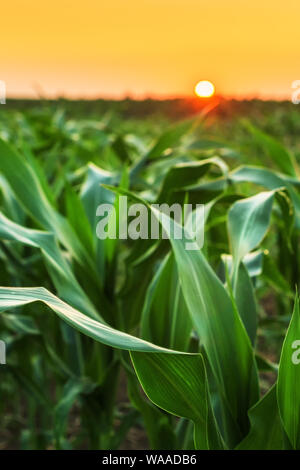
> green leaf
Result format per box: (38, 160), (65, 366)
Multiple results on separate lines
(233, 262), (257, 346)
(221, 251), (263, 279)
(80, 163), (117, 282)
(130, 119), (194, 181)
(0, 174), (24, 224)
(245, 122), (297, 177)
(104, 186), (259, 443)
(157, 157), (228, 203)
(277, 295), (300, 449)
(0, 211), (99, 320)
(1, 313), (39, 336)
(141, 253), (192, 351)
(131, 351), (224, 449)
(221, 254), (259, 344)
(229, 165), (300, 228)
(228, 191), (275, 276)
(0, 286), (187, 353)
(127, 370), (177, 450)
(0, 138), (99, 285)
(146, 119), (193, 160)
(152, 207), (259, 438)
(54, 378), (94, 449)
(236, 386), (283, 450)
(65, 182), (94, 257)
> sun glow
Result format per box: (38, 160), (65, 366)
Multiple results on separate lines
(195, 80), (215, 98)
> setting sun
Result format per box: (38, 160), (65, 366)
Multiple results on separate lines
(195, 80), (215, 98)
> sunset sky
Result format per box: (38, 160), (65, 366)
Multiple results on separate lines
(2, 0), (300, 99)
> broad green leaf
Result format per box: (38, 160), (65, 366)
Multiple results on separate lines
(105, 166), (129, 263)
(228, 191), (275, 276)
(0, 286), (187, 353)
(80, 163), (117, 236)
(228, 188), (294, 281)
(80, 163), (118, 283)
(277, 295), (300, 449)
(230, 165), (284, 188)
(156, 157), (228, 203)
(126, 370), (177, 450)
(229, 165), (300, 227)
(245, 122), (297, 177)
(227, 190), (294, 342)
(131, 351), (224, 449)
(151, 207), (259, 438)
(104, 186), (259, 442)
(0, 174), (24, 224)
(141, 253), (192, 351)
(0, 211), (99, 320)
(236, 386), (283, 450)
(233, 262), (257, 345)
(65, 182), (94, 257)
(180, 177), (227, 204)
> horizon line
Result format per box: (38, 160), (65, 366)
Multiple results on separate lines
(3, 93), (293, 103)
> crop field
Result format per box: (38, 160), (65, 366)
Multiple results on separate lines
(0, 98), (300, 450)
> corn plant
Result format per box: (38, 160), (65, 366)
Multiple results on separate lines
(0, 107), (299, 449)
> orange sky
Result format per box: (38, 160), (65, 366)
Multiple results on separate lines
(2, 0), (300, 99)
